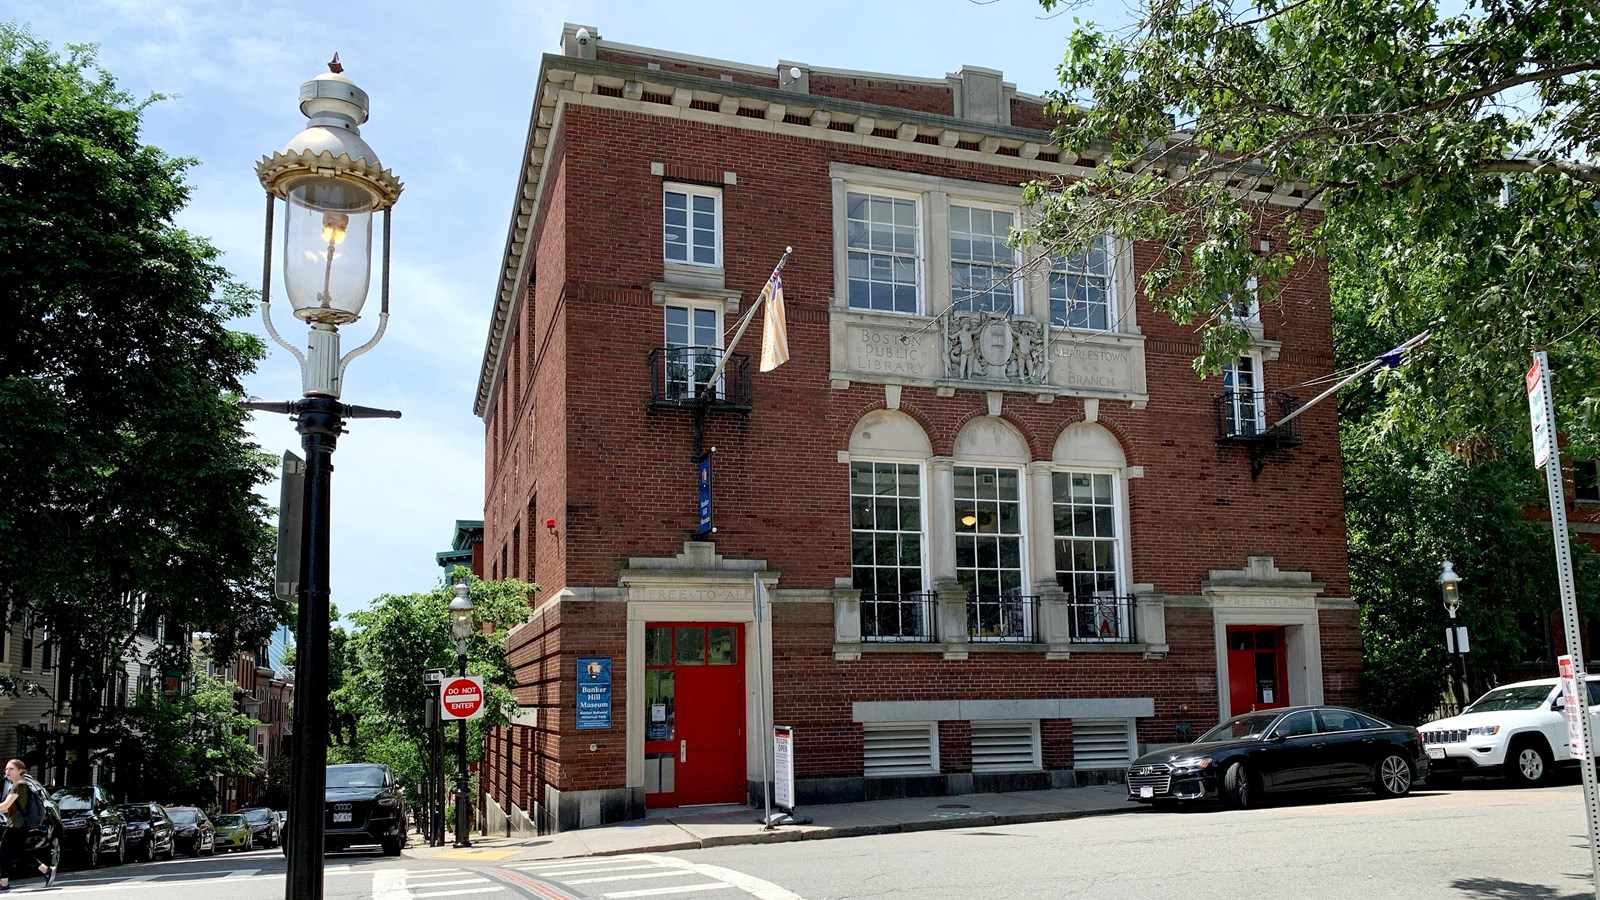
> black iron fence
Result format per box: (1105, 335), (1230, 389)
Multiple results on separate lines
(860, 591), (939, 643)
(967, 592), (1038, 642)
(1213, 390), (1303, 443)
(1066, 594), (1138, 643)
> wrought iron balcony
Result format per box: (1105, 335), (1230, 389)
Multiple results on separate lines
(860, 591), (939, 643)
(648, 346), (751, 411)
(1067, 593), (1138, 644)
(1213, 390), (1303, 444)
(967, 591), (1039, 643)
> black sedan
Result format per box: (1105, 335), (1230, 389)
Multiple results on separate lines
(1126, 705), (1430, 808)
(118, 802), (176, 862)
(164, 806), (215, 857)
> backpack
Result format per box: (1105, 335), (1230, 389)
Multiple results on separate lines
(20, 777), (44, 829)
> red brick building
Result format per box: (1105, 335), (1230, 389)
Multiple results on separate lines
(474, 24), (1359, 832)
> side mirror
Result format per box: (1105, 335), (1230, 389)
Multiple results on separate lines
(94, 799), (106, 812)
(1266, 732), (1286, 743)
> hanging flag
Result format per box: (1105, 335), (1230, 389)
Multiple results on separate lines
(759, 273), (789, 372)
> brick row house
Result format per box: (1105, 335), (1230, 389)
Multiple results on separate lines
(473, 24), (1360, 832)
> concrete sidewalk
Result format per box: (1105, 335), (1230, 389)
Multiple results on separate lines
(406, 782), (1140, 863)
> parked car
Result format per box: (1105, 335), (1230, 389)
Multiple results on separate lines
(118, 802), (176, 862)
(2, 776), (63, 874)
(1126, 705), (1429, 808)
(1421, 676), (1599, 787)
(54, 786), (126, 867)
(164, 806), (215, 857)
(317, 763), (407, 856)
(235, 806), (279, 849)
(212, 813), (254, 852)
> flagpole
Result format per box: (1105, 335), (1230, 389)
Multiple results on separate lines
(1274, 328), (1431, 430)
(697, 246), (792, 403)
(753, 572), (773, 828)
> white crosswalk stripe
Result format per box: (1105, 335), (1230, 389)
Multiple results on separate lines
(602, 885), (735, 899)
(516, 853), (807, 900)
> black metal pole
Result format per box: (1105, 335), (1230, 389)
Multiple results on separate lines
(286, 397), (342, 900)
(454, 649), (472, 848)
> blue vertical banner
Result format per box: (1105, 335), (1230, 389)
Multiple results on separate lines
(576, 657), (612, 729)
(696, 452), (714, 536)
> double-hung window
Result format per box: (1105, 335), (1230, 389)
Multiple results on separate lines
(1053, 471), (1128, 641)
(851, 462), (929, 640)
(662, 303), (722, 401)
(663, 184), (721, 268)
(954, 466), (1030, 640)
(1050, 234), (1114, 330)
(1224, 275), (1260, 324)
(1222, 355), (1266, 436)
(949, 205), (1018, 314)
(846, 191), (920, 313)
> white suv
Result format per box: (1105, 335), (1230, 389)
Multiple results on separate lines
(1420, 676), (1599, 786)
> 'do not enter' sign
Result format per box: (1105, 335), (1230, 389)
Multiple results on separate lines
(440, 675), (486, 721)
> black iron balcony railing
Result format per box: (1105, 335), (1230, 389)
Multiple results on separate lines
(860, 591), (939, 643)
(1213, 390), (1304, 444)
(967, 591), (1038, 643)
(648, 346), (752, 410)
(1067, 593), (1138, 643)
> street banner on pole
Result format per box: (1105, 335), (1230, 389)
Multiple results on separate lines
(1528, 357), (1552, 469)
(1561, 655), (1588, 758)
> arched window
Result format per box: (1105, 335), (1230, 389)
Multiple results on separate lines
(848, 411), (932, 640)
(1051, 422), (1131, 641)
(952, 418), (1031, 641)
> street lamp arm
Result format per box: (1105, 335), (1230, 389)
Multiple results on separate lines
(338, 310), (389, 381)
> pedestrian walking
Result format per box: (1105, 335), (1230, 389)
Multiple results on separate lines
(0, 759), (56, 891)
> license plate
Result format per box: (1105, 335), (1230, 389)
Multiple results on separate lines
(1427, 746), (1445, 760)
(1139, 786), (1153, 798)
(332, 812), (352, 823)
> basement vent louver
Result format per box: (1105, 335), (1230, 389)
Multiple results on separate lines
(1072, 718), (1136, 770)
(862, 722), (938, 777)
(971, 721), (1040, 773)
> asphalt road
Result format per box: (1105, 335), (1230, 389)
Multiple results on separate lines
(19, 777), (1600, 899)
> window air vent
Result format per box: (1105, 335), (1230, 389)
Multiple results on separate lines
(971, 721), (1040, 773)
(862, 723), (938, 777)
(1072, 718), (1136, 769)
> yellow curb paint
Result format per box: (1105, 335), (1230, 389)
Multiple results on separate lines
(435, 848), (522, 861)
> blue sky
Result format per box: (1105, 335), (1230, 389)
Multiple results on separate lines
(10, 0), (1131, 617)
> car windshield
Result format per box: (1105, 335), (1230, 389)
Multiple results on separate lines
(55, 790), (93, 812)
(1464, 684), (1553, 713)
(327, 766), (386, 789)
(168, 809), (197, 825)
(1196, 711), (1282, 743)
(121, 806), (153, 821)
(217, 815), (244, 827)
(240, 809), (269, 824)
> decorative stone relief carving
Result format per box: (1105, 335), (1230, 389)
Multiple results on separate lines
(943, 311), (1048, 385)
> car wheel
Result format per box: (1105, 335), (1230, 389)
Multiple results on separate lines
(1221, 761), (1253, 809)
(47, 834), (61, 872)
(1374, 753), (1414, 797)
(246, 836), (254, 852)
(141, 840), (154, 863)
(381, 836), (402, 857)
(1507, 736), (1553, 786)
(85, 835), (100, 868)
(114, 837), (126, 866)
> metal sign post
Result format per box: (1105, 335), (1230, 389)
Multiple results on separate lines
(1529, 352), (1600, 899)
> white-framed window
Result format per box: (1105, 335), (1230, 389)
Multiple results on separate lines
(846, 190), (921, 313)
(954, 466), (1029, 640)
(1221, 354), (1266, 436)
(662, 301), (723, 401)
(663, 184), (721, 268)
(862, 722), (939, 776)
(949, 204), (1019, 314)
(1575, 460), (1599, 502)
(1050, 234), (1115, 330)
(850, 461), (930, 640)
(1052, 470), (1130, 641)
(971, 720), (1042, 773)
(1223, 275), (1260, 324)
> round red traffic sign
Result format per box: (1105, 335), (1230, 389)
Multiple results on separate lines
(441, 676), (484, 719)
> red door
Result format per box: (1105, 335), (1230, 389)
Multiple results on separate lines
(644, 623), (746, 807)
(1226, 625), (1289, 714)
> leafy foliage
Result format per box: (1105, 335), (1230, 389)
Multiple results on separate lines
(0, 26), (283, 783)
(100, 665), (262, 808)
(1026, 0), (1600, 447)
(330, 577), (535, 798)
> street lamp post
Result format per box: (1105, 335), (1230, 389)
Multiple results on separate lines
(247, 55), (404, 900)
(1440, 560), (1468, 709)
(449, 583), (475, 848)
(40, 710), (70, 788)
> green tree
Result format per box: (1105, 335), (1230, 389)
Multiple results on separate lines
(100, 665), (262, 807)
(0, 27), (284, 782)
(1026, 0), (1600, 446)
(331, 577), (535, 798)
